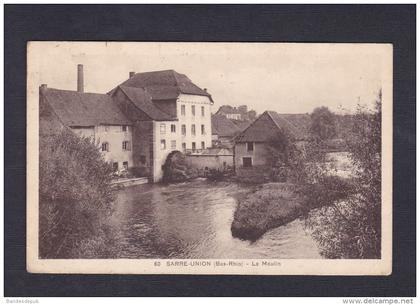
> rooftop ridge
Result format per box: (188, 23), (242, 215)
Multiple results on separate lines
(44, 87), (110, 97)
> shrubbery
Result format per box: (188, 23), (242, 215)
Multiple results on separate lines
(231, 183), (303, 241)
(162, 151), (198, 183)
(231, 93), (382, 259)
(39, 129), (118, 258)
(303, 94), (382, 258)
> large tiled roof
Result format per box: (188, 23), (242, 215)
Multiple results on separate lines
(43, 88), (132, 127)
(109, 70), (213, 102)
(232, 119), (252, 131)
(267, 111), (310, 140)
(211, 114), (241, 137)
(119, 86), (175, 121)
(235, 111), (310, 143)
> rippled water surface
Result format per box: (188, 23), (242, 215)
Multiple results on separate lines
(110, 180), (321, 259)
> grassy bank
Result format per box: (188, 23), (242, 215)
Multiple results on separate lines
(231, 183), (304, 241)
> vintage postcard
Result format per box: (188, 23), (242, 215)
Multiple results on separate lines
(27, 42), (392, 275)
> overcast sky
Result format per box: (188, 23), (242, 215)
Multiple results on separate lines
(29, 42), (391, 114)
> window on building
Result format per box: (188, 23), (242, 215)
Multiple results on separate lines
(122, 141), (131, 151)
(201, 124), (205, 135)
(161, 139), (166, 150)
(182, 142), (186, 152)
(201, 141), (205, 149)
(160, 123), (166, 134)
(192, 142), (196, 151)
(192, 105), (196, 116)
(122, 125), (127, 132)
(101, 142), (109, 152)
(140, 155), (146, 164)
(113, 162), (118, 171)
(181, 124), (186, 136)
(247, 142), (254, 152)
(181, 105), (186, 116)
(201, 106), (205, 117)
(123, 161), (128, 170)
(171, 124), (176, 133)
(191, 124), (196, 136)
(243, 157), (252, 168)
(171, 140), (176, 150)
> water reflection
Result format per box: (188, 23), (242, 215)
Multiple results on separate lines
(110, 180), (321, 259)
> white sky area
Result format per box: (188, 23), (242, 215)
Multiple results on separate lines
(29, 42), (391, 114)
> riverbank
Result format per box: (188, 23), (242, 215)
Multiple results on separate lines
(110, 179), (319, 258)
(231, 183), (305, 241)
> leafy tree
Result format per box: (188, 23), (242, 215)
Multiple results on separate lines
(266, 131), (307, 183)
(305, 91), (382, 258)
(247, 110), (257, 121)
(39, 129), (116, 258)
(162, 151), (197, 182)
(310, 106), (337, 140)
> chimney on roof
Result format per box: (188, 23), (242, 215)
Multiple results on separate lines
(39, 84), (48, 96)
(77, 64), (84, 93)
(129, 71), (135, 78)
(203, 88), (207, 92)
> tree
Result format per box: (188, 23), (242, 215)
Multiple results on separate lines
(305, 91), (382, 258)
(266, 131), (307, 183)
(310, 106), (337, 140)
(162, 151), (197, 182)
(247, 110), (257, 121)
(39, 129), (116, 258)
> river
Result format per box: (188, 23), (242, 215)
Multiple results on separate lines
(110, 179), (321, 259)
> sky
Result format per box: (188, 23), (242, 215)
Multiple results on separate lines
(29, 42), (392, 114)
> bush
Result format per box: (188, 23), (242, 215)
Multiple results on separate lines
(162, 151), (198, 183)
(39, 129), (116, 258)
(310, 106), (337, 140)
(206, 166), (235, 181)
(304, 93), (382, 258)
(231, 183), (303, 241)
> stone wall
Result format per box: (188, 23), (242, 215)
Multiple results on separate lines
(186, 154), (233, 172)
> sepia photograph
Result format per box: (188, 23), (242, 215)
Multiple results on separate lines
(26, 42), (392, 275)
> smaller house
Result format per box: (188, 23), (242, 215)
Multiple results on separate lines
(211, 114), (241, 148)
(39, 84), (134, 172)
(234, 111), (310, 178)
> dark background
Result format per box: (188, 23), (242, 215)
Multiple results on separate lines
(4, 4), (416, 297)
